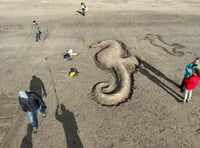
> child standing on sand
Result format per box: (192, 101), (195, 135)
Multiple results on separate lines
(32, 20), (41, 42)
(81, 2), (87, 16)
(183, 69), (200, 103)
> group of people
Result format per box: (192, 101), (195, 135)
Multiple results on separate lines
(18, 58), (200, 135)
(31, 2), (87, 42)
(20, 2), (200, 135)
(23, 3), (89, 134)
(179, 57), (200, 103)
(19, 2), (89, 133)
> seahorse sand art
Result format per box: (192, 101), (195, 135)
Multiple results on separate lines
(144, 34), (185, 57)
(90, 40), (139, 106)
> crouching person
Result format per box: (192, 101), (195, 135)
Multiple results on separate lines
(18, 90), (47, 134)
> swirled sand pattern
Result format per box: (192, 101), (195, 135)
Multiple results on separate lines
(145, 34), (185, 57)
(90, 40), (139, 106)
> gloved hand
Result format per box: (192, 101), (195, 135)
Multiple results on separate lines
(186, 68), (192, 73)
(40, 105), (47, 112)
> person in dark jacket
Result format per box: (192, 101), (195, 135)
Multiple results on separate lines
(18, 90), (47, 133)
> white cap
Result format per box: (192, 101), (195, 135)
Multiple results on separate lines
(18, 90), (28, 98)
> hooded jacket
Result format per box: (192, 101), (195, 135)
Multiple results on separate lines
(184, 62), (200, 78)
(19, 91), (46, 112)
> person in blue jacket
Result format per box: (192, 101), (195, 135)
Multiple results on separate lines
(179, 57), (200, 92)
(18, 90), (47, 133)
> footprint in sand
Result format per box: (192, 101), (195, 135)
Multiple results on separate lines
(90, 40), (139, 106)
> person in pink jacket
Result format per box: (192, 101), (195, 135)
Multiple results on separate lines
(183, 69), (200, 103)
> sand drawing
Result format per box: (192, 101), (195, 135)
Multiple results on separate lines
(144, 34), (185, 56)
(90, 40), (139, 106)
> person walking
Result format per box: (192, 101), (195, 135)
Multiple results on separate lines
(81, 2), (87, 16)
(32, 20), (41, 42)
(179, 57), (200, 92)
(183, 69), (200, 103)
(18, 90), (47, 133)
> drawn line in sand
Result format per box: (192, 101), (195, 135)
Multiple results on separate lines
(90, 40), (139, 106)
(144, 34), (185, 57)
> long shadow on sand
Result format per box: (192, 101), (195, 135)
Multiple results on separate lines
(55, 104), (83, 148)
(20, 124), (33, 148)
(29, 75), (47, 98)
(139, 60), (183, 102)
(76, 10), (84, 16)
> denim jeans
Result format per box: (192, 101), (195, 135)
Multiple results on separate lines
(35, 32), (40, 41)
(27, 108), (44, 127)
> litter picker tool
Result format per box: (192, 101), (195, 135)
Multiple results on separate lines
(45, 57), (62, 115)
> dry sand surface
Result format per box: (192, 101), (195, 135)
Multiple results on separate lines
(1, 0), (200, 147)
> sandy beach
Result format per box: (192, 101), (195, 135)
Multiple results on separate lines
(1, 0), (200, 147)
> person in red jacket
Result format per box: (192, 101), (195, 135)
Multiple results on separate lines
(183, 69), (200, 103)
